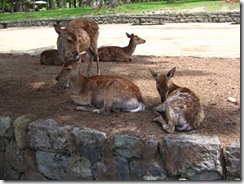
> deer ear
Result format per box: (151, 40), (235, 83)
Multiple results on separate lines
(149, 68), (158, 79)
(167, 67), (176, 79)
(126, 33), (132, 38)
(67, 33), (77, 42)
(54, 25), (63, 34)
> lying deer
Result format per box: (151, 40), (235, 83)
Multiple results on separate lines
(149, 67), (204, 133)
(40, 49), (64, 66)
(55, 52), (145, 114)
(80, 33), (146, 62)
(54, 18), (100, 76)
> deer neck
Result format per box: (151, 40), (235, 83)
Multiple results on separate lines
(123, 39), (137, 56)
(69, 67), (85, 95)
(168, 81), (180, 96)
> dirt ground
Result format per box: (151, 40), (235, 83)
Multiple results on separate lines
(0, 53), (240, 146)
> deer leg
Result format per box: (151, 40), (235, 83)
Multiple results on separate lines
(71, 96), (89, 105)
(152, 103), (165, 117)
(90, 40), (100, 75)
(76, 106), (102, 113)
(161, 108), (175, 133)
(153, 104), (175, 133)
(85, 48), (95, 76)
(94, 50), (100, 75)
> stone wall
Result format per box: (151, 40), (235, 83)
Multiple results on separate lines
(1, 11), (240, 28)
(0, 115), (240, 180)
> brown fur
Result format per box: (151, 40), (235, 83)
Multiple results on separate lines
(150, 67), (204, 133)
(54, 18), (100, 75)
(55, 52), (145, 114)
(40, 49), (64, 66)
(80, 33), (146, 62)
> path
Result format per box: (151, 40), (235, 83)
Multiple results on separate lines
(0, 23), (240, 58)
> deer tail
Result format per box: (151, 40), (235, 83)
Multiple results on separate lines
(127, 102), (145, 112)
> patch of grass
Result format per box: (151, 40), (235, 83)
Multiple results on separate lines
(0, 0), (239, 21)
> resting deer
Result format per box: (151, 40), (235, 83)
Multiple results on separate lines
(149, 67), (204, 133)
(55, 52), (145, 114)
(54, 18), (100, 76)
(40, 49), (64, 66)
(80, 33), (146, 62)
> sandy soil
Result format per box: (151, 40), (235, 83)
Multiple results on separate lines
(0, 53), (240, 146)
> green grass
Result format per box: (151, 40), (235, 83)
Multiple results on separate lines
(0, 0), (239, 21)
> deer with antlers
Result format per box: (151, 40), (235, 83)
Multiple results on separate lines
(55, 52), (145, 114)
(149, 67), (204, 133)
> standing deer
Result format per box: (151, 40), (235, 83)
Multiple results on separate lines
(40, 49), (64, 66)
(149, 67), (204, 133)
(55, 52), (145, 114)
(80, 33), (146, 62)
(54, 18), (100, 76)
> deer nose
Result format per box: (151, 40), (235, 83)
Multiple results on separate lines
(55, 76), (60, 81)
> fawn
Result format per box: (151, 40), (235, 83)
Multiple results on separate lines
(54, 18), (100, 76)
(55, 52), (145, 114)
(40, 49), (64, 66)
(80, 33), (146, 62)
(149, 67), (204, 133)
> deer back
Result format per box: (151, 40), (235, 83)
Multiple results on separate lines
(40, 49), (64, 66)
(97, 33), (146, 62)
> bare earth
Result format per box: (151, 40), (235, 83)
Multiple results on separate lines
(0, 53), (240, 146)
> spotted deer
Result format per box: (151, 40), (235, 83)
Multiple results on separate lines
(40, 49), (64, 66)
(80, 33), (146, 62)
(55, 52), (145, 114)
(54, 18), (100, 76)
(149, 67), (204, 133)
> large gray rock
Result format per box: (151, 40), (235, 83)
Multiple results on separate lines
(28, 119), (73, 153)
(36, 151), (69, 180)
(223, 141), (240, 179)
(92, 159), (116, 180)
(116, 156), (130, 180)
(72, 128), (106, 164)
(113, 134), (142, 159)
(141, 139), (158, 160)
(4, 140), (28, 179)
(0, 116), (13, 139)
(159, 134), (223, 180)
(36, 151), (93, 180)
(66, 156), (93, 180)
(130, 160), (166, 180)
(13, 115), (31, 149)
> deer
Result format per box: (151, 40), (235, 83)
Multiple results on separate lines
(149, 67), (204, 133)
(40, 49), (64, 66)
(54, 18), (100, 76)
(80, 33), (146, 62)
(55, 51), (145, 114)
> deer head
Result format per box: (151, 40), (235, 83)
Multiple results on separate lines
(149, 67), (176, 103)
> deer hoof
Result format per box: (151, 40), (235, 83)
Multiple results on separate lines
(93, 109), (101, 114)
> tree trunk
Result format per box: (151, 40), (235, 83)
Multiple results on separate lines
(32, 0), (35, 10)
(1, 0), (5, 14)
(11, 0), (14, 13)
(74, 0), (77, 7)
(49, 0), (56, 9)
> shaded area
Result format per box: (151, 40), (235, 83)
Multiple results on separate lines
(0, 54), (240, 146)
